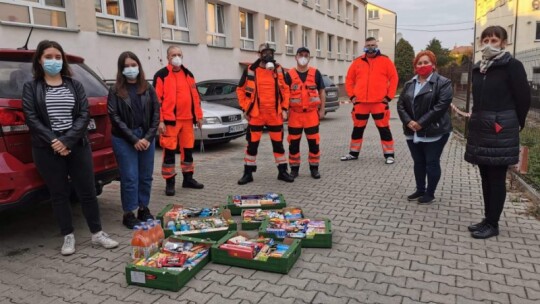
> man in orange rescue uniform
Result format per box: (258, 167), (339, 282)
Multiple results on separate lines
(341, 37), (398, 164)
(153, 46), (204, 196)
(285, 47), (326, 179)
(236, 43), (294, 185)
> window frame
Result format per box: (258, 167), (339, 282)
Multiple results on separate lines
(536, 21), (540, 41)
(302, 28), (309, 47)
(285, 23), (294, 55)
(239, 10), (255, 50)
(95, 0), (140, 36)
(160, 0), (190, 42)
(0, 0), (68, 28)
(316, 32), (322, 57)
(327, 34), (333, 58)
(368, 9), (379, 20)
(367, 29), (379, 41)
(206, 2), (226, 47)
(265, 18), (277, 50)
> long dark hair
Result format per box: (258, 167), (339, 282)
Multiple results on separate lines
(32, 40), (72, 79)
(115, 51), (147, 98)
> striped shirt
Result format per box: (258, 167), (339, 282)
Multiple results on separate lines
(45, 84), (75, 131)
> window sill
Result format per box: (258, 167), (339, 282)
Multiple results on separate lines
(337, 59), (345, 61)
(328, 14), (336, 19)
(286, 53), (296, 56)
(338, 18), (345, 23)
(208, 45), (234, 50)
(163, 39), (198, 46)
(97, 31), (150, 40)
(302, 3), (313, 9)
(316, 8), (324, 15)
(240, 48), (258, 53)
(0, 21), (80, 33)
(316, 56), (326, 59)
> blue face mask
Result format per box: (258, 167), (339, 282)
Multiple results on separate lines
(364, 47), (379, 54)
(122, 66), (139, 80)
(43, 59), (63, 76)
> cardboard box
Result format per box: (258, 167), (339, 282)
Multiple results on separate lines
(241, 207), (304, 230)
(211, 231), (301, 274)
(157, 204), (237, 239)
(125, 236), (214, 291)
(259, 218), (332, 248)
(223, 193), (287, 215)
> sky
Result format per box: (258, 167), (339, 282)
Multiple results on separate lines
(370, 0), (475, 52)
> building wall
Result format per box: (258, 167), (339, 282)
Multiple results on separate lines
(474, 0), (540, 81)
(0, 0), (367, 86)
(366, 2), (396, 61)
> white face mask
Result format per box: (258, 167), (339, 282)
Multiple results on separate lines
(297, 57), (309, 66)
(171, 56), (182, 67)
(122, 66), (139, 80)
(265, 61), (275, 70)
(481, 44), (503, 59)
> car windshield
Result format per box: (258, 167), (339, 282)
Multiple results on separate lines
(0, 60), (109, 99)
(322, 75), (336, 87)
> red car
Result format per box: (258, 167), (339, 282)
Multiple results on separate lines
(0, 49), (119, 211)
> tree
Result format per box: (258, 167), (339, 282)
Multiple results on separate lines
(425, 38), (451, 68)
(394, 38), (415, 87)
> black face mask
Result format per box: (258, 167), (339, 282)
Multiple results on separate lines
(262, 55), (275, 63)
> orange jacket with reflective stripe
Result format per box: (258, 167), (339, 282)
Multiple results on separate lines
(152, 65), (203, 125)
(236, 62), (290, 117)
(288, 67), (321, 111)
(345, 54), (398, 103)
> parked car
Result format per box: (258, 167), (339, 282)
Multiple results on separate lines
(0, 49), (119, 211)
(195, 100), (248, 144)
(322, 74), (340, 114)
(197, 76), (340, 114)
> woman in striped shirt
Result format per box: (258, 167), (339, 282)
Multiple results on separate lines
(22, 40), (118, 256)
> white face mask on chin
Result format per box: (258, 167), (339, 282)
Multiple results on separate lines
(481, 44), (504, 59)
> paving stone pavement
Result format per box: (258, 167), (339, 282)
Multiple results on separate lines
(1, 102), (539, 304)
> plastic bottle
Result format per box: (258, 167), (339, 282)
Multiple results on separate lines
(140, 225), (152, 259)
(130, 225), (142, 259)
(155, 220), (165, 248)
(146, 220), (158, 254)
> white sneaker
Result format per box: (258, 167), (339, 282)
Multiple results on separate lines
(91, 231), (119, 249)
(385, 157), (395, 164)
(340, 154), (358, 161)
(61, 233), (75, 256)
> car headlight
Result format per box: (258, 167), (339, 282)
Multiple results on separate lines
(203, 117), (220, 124)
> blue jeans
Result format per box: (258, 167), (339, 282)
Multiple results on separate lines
(112, 128), (155, 213)
(406, 133), (450, 196)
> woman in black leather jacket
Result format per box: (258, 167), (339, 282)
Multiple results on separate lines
(108, 51), (160, 229)
(397, 50), (453, 205)
(22, 40), (118, 256)
(465, 26), (530, 239)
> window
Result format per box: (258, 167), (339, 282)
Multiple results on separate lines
(368, 9), (379, 19)
(0, 0), (67, 28)
(368, 29), (379, 40)
(207, 2), (226, 47)
(338, 75), (343, 84)
(353, 41), (358, 59)
(345, 39), (350, 60)
(161, 0), (189, 42)
(353, 6), (358, 26)
(327, 34), (333, 58)
(285, 24), (294, 54)
(240, 11), (254, 50)
(316, 32), (322, 57)
(327, 0), (332, 14)
(536, 22), (540, 40)
(302, 28), (309, 47)
(337, 0), (342, 20)
(337, 38), (342, 59)
(96, 0), (139, 36)
(265, 18), (276, 50)
(315, 0), (321, 10)
(345, 2), (351, 24)
(507, 24), (513, 44)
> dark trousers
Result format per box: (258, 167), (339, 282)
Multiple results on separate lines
(478, 165), (508, 227)
(32, 143), (102, 236)
(406, 133), (450, 196)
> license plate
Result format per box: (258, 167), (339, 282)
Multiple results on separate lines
(327, 91), (337, 97)
(229, 125), (244, 133)
(88, 118), (96, 130)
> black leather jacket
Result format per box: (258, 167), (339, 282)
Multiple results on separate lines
(107, 84), (160, 144)
(397, 72), (453, 138)
(22, 77), (90, 149)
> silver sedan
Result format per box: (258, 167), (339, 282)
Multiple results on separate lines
(195, 101), (248, 144)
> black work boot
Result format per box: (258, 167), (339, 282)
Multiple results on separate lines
(290, 166), (299, 178)
(277, 164), (294, 183)
(165, 176), (175, 196)
(310, 165), (321, 179)
(182, 172), (204, 189)
(238, 165), (255, 185)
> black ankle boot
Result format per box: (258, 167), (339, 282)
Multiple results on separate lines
(471, 223), (499, 239)
(277, 164), (294, 183)
(290, 166), (299, 178)
(238, 165), (255, 185)
(182, 172), (204, 189)
(165, 176), (175, 196)
(468, 218), (487, 232)
(310, 165), (320, 179)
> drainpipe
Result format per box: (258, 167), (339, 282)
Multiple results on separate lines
(513, 0), (519, 56)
